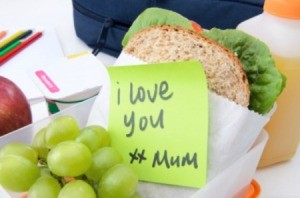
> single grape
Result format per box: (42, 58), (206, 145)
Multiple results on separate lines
(98, 164), (138, 198)
(0, 155), (40, 192)
(88, 125), (110, 147)
(85, 147), (123, 182)
(32, 127), (49, 159)
(27, 175), (61, 198)
(75, 126), (103, 152)
(58, 180), (96, 198)
(45, 115), (80, 148)
(47, 141), (92, 177)
(0, 142), (38, 164)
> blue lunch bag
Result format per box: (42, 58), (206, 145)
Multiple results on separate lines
(72, 0), (264, 57)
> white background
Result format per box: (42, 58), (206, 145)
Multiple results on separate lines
(0, 0), (299, 197)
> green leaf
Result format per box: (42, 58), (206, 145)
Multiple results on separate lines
(203, 28), (286, 114)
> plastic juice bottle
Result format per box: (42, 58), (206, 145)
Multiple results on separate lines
(237, 0), (300, 167)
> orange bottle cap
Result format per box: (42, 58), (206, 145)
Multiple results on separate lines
(245, 179), (261, 198)
(264, 0), (300, 19)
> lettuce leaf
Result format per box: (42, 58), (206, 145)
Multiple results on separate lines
(203, 28), (286, 114)
(122, 7), (192, 46)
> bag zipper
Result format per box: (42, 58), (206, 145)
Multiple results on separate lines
(92, 18), (114, 55)
(73, 0), (131, 55)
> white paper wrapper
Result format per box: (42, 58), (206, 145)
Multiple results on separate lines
(206, 92), (270, 179)
(88, 51), (272, 180)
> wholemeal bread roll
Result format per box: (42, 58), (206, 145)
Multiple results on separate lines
(124, 25), (250, 107)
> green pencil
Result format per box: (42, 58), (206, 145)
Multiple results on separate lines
(0, 41), (21, 57)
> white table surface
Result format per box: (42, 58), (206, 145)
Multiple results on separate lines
(0, 0), (299, 197)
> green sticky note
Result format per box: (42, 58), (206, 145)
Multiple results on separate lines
(107, 61), (208, 188)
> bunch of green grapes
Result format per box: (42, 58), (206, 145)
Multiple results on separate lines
(0, 115), (139, 198)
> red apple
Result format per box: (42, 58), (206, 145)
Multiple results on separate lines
(0, 76), (32, 136)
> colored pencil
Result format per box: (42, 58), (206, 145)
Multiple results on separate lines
(0, 31), (7, 40)
(0, 32), (43, 66)
(0, 30), (25, 49)
(0, 30), (32, 51)
(0, 41), (21, 57)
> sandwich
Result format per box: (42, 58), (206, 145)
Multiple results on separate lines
(121, 8), (286, 115)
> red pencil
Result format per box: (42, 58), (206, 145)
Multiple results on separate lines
(0, 31), (43, 66)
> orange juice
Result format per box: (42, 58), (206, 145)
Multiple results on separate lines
(259, 56), (300, 167)
(237, 0), (300, 167)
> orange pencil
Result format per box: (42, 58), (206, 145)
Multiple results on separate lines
(0, 31), (7, 40)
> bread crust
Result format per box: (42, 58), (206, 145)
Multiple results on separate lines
(124, 25), (250, 107)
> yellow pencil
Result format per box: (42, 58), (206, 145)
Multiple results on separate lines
(0, 30), (25, 49)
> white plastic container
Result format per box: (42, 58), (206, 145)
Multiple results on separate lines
(237, 0), (300, 167)
(29, 53), (106, 114)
